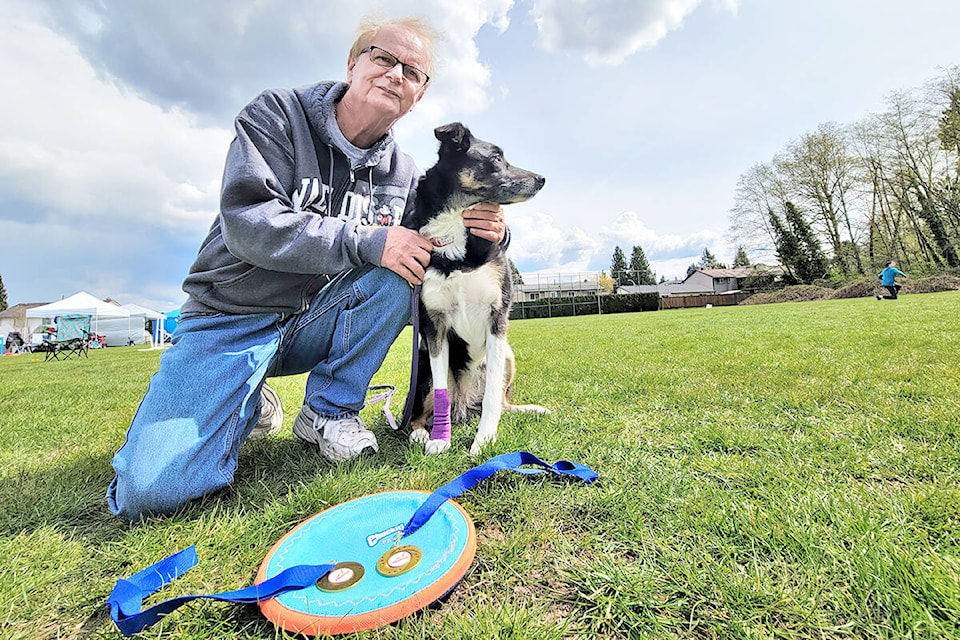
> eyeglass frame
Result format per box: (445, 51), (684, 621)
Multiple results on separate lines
(359, 45), (431, 87)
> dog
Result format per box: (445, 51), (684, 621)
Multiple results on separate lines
(402, 122), (549, 455)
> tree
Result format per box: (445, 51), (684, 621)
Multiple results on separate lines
(598, 271), (615, 293)
(0, 273), (6, 312)
(779, 122), (864, 274)
(629, 245), (656, 284)
(732, 246), (751, 268)
(508, 260), (524, 285)
(610, 246), (630, 286)
(685, 263), (699, 278)
(783, 201), (829, 281)
(769, 209), (803, 281)
(698, 248), (726, 269)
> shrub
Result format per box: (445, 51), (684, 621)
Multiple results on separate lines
(742, 273), (779, 291)
(740, 285), (833, 305)
(509, 292), (658, 320)
(902, 275), (960, 294)
(829, 277), (880, 299)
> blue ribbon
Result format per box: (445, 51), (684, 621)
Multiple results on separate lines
(402, 451), (599, 537)
(107, 546), (332, 637)
(108, 452), (597, 635)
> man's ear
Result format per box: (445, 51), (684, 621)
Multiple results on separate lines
(346, 56), (356, 84)
(434, 122), (472, 152)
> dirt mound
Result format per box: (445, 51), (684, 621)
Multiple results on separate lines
(740, 285), (833, 305)
(829, 277), (879, 299)
(902, 275), (960, 294)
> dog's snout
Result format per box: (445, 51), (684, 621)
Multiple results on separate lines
(535, 175), (546, 189)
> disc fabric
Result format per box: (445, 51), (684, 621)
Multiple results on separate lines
(256, 490), (476, 635)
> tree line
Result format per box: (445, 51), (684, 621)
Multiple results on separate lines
(729, 67), (960, 284)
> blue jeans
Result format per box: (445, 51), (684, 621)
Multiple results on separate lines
(107, 265), (411, 520)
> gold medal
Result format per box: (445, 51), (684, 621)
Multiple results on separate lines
(316, 562), (365, 592)
(377, 546), (422, 577)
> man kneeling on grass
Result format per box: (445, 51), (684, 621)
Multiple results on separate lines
(107, 17), (508, 521)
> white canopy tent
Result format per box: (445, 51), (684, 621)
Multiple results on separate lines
(119, 303), (165, 347)
(26, 292), (131, 339)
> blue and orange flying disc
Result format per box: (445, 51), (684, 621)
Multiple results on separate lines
(255, 490), (477, 635)
(108, 452), (596, 638)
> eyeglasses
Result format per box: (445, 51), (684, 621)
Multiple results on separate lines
(361, 46), (430, 87)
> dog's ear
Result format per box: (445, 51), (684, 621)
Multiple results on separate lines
(435, 122), (472, 152)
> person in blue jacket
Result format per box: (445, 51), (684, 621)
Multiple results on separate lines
(877, 260), (907, 299)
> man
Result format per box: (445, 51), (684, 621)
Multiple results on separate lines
(877, 260), (907, 300)
(107, 17), (506, 521)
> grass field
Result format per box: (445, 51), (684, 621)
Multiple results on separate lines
(1, 292), (958, 639)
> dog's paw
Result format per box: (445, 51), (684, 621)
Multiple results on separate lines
(409, 428), (430, 444)
(469, 432), (497, 457)
(506, 403), (551, 415)
(425, 439), (451, 455)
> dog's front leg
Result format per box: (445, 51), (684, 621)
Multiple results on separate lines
(425, 338), (452, 455)
(471, 333), (507, 456)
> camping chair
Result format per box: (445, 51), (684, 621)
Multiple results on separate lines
(44, 314), (92, 361)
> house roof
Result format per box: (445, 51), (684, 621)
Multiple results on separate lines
(0, 302), (51, 320)
(697, 268), (756, 278)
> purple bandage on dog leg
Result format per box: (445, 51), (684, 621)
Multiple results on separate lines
(430, 389), (451, 441)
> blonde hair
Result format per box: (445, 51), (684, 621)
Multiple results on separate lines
(349, 16), (441, 83)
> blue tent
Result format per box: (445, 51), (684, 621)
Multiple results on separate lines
(163, 308), (181, 336)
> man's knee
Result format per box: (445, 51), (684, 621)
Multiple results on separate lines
(108, 445), (231, 521)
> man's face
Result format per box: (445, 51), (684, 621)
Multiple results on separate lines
(346, 25), (429, 120)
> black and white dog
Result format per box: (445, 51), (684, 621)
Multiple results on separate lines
(402, 123), (548, 455)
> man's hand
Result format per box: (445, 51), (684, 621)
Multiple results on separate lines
(381, 227), (434, 285)
(462, 203), (506, 243)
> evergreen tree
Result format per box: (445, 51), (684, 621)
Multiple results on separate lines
(769, 209), (803, 281)
(0, 273), (6, 312)
(698, 248), (726, 269)
(784, 201), (829, 281)
(685, 263), (699, 278)
(508, 259), (524, 285)
(629, 245), (656, 284)
(610, 246), (630, 286)
(732, 246), (751, 268)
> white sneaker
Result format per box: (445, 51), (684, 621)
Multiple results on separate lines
(293, 404), (379, 461)
(248, 383), (284, 441)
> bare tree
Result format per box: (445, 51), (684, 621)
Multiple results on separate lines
(728, 162), (788, 262)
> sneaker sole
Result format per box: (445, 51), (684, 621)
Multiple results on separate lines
(248, 384), (285, 441)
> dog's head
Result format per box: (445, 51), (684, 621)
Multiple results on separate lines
(434, 122), (545, 205)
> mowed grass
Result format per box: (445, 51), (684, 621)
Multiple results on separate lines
(0, 292), (958, 639)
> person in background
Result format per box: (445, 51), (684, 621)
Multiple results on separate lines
(877, 260), (907, 300)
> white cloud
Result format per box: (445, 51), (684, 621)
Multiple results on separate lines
(507, 212), (601, 271)
(507, 209), (724, 279)
(529, 0), (738, 65)
(0, 13), (229, 232)
(599, 211), (720, 260)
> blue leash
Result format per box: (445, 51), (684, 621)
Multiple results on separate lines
(107, 546), (332, 637)
(402, 451), (598, 536)
(107, 452), (598, 636)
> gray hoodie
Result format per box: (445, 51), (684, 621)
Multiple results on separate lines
(181, 81), (422, 315)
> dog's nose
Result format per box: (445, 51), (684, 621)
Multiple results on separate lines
(535, 175), (546, 189)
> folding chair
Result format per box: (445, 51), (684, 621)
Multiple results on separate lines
(44, 314), (92, 361)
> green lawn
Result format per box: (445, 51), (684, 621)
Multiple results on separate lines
(1, 292), (958, 639)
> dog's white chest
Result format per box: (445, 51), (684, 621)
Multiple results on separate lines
(419, 208), (468, 260)
(421, 264), (504, 343)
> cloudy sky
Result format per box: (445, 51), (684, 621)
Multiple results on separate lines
(3, 0), (960, 311)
